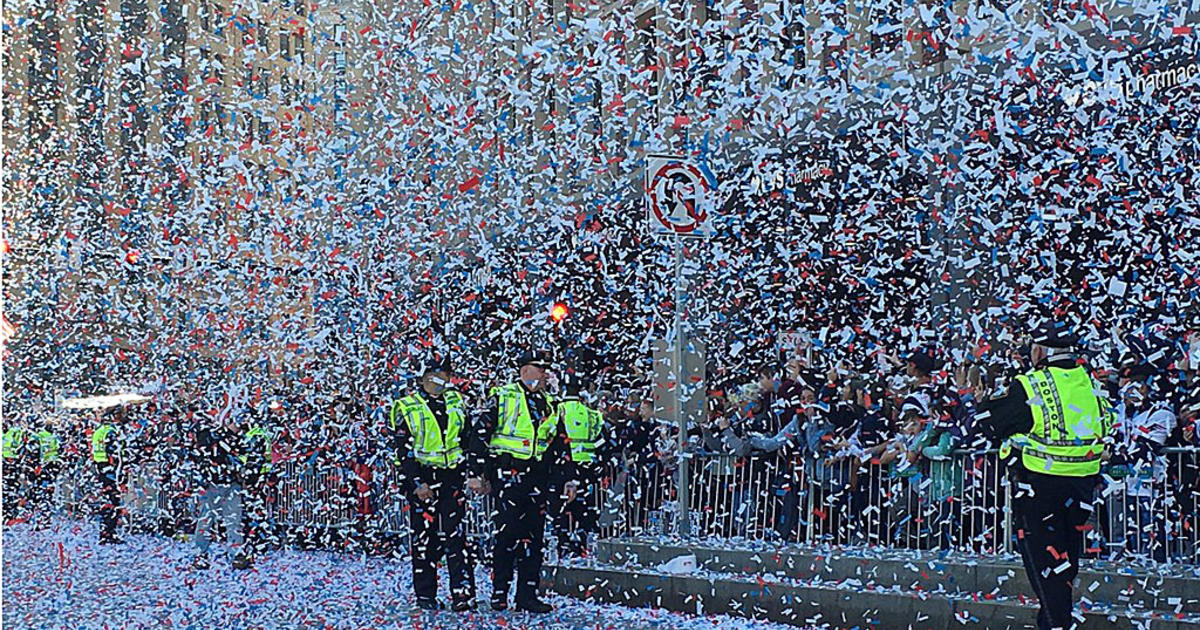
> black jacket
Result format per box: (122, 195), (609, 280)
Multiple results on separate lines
(193, 425), (243, 486)
(976, 358), (1080, 445)
(390, 390), (485, 494)
(475, 382), (558, 479)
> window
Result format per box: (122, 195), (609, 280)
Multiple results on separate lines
(915, 0), (948, 66)
(775, 0), (805, 89)
(819, 4), (848, 82)
(636, 10), (658, 97)
(292, 33), (305, 64)
(280, 31), (290, 60)
(869, 0), (902, 54)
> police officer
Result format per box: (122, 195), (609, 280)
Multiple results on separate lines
(977, 321), (1113, 630)
(3, 418), (34, 522)
(30, 418), (63, 528)
(389, 358), (484, 612)
(92, 407), (126, 544)
(478, 350), (558, 613)
(544, 375), (606, 558)
(236, 408), (274, 569)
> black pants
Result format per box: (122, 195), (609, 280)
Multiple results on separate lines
(410, 479), (474, 604)
(3, 462), (25, 521)
(548, 483), (595, 558)
(95, 463), (122, 541)
(1012, 469), (1096, 630)
(29, 463), (60, 524)
(492, 469), (546, 604)
(241, 477), (270, 559)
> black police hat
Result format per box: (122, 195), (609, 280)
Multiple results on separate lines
(422, 356), (454, 376)
(516, 350), (553, 370)
(905, 350), (935, 375)
(1031, 320), (1079, 349)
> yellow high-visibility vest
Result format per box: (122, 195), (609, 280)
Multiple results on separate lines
(393, 391), (466, 469)
(554, 399), (604, 463)
(488, 383), (555, 461)
(1002, 365), (1112, 477)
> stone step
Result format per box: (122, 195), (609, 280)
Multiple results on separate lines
(594, 538), (1200, 616)
(544, 562), (1200, 630)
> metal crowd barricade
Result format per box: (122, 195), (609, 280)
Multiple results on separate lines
(675, 447), (1198, 565)
(1097, 447), (1200, 565)
(78, 444), (1197, 567)
(681, 448), (1014, 553)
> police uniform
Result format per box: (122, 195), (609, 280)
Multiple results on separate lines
(544, 390), (606, 558)
(30, 424), (62, 527)
(237, 420), (273, 567)
(479, 351), (559, 613)
(91, 418), (124, 543)
(390, 363), (480, 611)
(978, 322), (1113, 630)
(3, 424), (34, 521)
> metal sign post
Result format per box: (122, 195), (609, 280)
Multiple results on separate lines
(646, 154), (717, 538)
(671, 235), (688, 537)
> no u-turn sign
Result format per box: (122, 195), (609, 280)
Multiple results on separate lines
(645, 155), (718, 237)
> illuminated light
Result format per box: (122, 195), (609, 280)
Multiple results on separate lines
(550, 302), (568, 322)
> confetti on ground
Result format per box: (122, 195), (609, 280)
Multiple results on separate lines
(1, 521), (812, 630)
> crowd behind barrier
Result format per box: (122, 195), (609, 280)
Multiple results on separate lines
(20, 438), (1200, 567)
(7, 340), (1200, 567)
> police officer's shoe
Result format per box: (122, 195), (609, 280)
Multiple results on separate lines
(232, 554), (254, 571)
(451, 599), (474, 612)
(416, 599), (444, 611)
(191, 554), (210, 569)
(514, 598), (553, 614)
(489, 593), (508, 611)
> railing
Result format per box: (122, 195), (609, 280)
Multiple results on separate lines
(609, 447), (1198, 566)
(18, 446), (1199, 566)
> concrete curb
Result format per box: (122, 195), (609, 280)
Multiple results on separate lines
(544, 563), (1200, 630)
(595, 539), (1200, 615)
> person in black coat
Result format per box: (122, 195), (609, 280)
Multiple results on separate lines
(473, 350), (560, 614)
(388, 358), (487, 612)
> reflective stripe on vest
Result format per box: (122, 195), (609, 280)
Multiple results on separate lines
(557, 400), (603, 463)
(1008, 366), (1111, 477)
(399, 391), (466, 469)
(239, 426), (273, 473)
(34, 430), (61, 463)
(91, 424), (116, 463)
(2, 428), (25, 459)
(489, 383), (555, 460)
(389, 399), (405, 467)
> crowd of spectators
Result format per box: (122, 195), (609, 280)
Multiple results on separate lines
(5, 329), (1200, 564)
